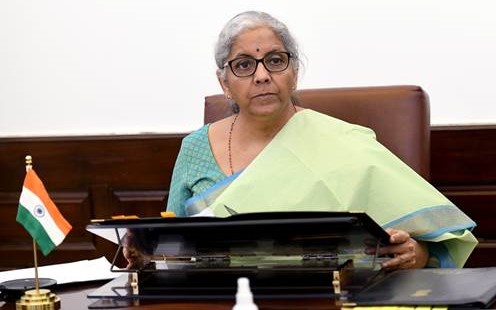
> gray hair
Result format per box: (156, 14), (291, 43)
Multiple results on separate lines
(215, 11), (301, 79)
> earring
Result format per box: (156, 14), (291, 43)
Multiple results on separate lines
(226, 95), (232, 100)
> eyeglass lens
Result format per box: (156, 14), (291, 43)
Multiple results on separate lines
(230, 52), (290, 77)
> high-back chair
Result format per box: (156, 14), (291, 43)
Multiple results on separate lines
(204, 85), (430, 179)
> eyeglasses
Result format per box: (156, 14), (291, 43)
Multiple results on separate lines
(224, 51), (292, 77)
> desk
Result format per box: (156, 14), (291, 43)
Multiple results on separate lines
(4, 267), (496, 310)
(0, 282), (338, 310)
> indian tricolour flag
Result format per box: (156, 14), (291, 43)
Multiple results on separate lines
(16, 168), (72, 256)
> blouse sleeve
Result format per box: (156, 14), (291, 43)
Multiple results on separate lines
(166, 139), (192, 217)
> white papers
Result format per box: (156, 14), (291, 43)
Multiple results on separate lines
(191, 207), (215, 217)
(86, 226), (127, 244)
(0, 257), (122, 285)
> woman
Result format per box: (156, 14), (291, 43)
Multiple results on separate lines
(165, 11), (477, 270)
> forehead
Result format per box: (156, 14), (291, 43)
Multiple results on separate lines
(229, 26), (285, 58)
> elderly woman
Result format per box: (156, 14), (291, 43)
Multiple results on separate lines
(165, 11), (477, 270)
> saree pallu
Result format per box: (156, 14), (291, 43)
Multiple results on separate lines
(185, 109), (477, 267)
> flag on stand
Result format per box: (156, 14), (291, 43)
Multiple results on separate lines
(16, 169), (72, 256)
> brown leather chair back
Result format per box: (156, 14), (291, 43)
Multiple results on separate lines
(204, 85), (430, 179)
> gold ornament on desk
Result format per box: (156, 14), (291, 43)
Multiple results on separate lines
(14, 155), (73, 310)
(16, 288), (60, 310)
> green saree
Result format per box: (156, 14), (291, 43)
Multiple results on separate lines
(184, 109), (477, 267)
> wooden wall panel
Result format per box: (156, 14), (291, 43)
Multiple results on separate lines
(0, 126), (495, 270)
(431, 125), (496, 267)
(0, 190), (94, 269)
(111, 190), (168, 218)
(0, 135), (183, 270)
(431, 126), (496, 185)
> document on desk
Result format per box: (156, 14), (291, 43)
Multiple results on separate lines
(352, 267), (496, 308)
(0, 257), (121, 285)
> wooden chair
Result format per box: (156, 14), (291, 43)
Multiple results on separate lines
(204, 85), (430, 179)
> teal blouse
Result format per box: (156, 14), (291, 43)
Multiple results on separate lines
(166, 125), (226, 217)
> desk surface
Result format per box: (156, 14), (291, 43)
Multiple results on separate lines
(0, 282), (339, 310)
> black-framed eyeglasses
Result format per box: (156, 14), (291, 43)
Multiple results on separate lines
(224, 51), (292, 77)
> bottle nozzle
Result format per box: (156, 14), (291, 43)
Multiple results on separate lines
(232, 277), (258, 310)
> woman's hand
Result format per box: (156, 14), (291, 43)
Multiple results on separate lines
(122, 229), (151, 269)
(374, 228), (429, 270)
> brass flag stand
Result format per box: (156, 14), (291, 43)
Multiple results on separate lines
(16, 155), (60, 310)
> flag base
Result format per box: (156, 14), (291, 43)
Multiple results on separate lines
(15, 289), (60, 310)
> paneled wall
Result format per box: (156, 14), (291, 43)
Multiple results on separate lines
(0, 126), (495, 270)
(0, 135), (182, 270)
(430, 125), (496, 267)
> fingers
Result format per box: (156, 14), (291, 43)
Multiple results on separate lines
(122, 233), (147, 269)
(385, 228), (410, 244)
(381, 246), (417, 270)
(372, 228), (428, 270)
(123, 248), (147, 269)
(376, 229), (412, 257)
(376, 239), (414, 256)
